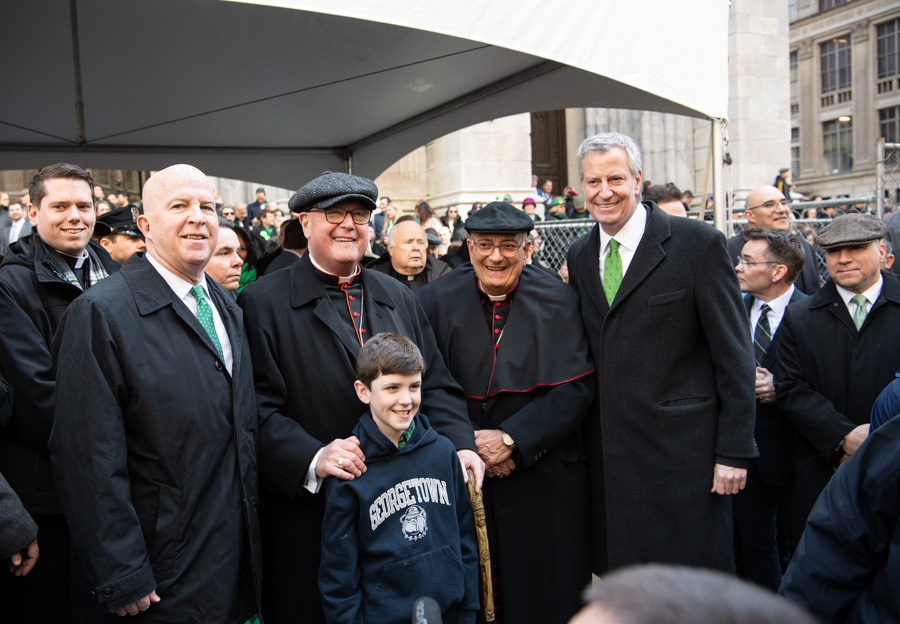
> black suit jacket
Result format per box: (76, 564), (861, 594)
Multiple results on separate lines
(745, 288), (807, 486)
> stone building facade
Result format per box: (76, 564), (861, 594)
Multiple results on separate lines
(789, 0), (900, 201)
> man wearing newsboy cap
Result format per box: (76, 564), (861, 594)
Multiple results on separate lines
(775, 213), (900, 545)
(417, 202), (596, 623)
(238, 171), (483, 623)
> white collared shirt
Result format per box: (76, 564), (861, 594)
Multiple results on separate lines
(836, 276), (883, 321)
(146, 253), (233, 375)
(8, 219), (24, 244)
(748, 285), (795, 341)
(598, 203), (648, 279)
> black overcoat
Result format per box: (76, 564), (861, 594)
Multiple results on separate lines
(48, 254), (262, 623)
(238, 254), (474, 623)
(774, 274), (900, 542)
(417, 265), (595, 624)
(567, 202), (757, 574)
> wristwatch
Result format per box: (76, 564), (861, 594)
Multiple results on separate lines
(501, 430), (517, 450)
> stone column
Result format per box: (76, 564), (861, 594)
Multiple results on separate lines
(851, 20), (872, 170)
(796, 39), (818, 180)
(727, 0), (792, 207)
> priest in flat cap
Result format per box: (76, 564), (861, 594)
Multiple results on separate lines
(416, 201), (596, 624)
(775, 212), (900, 545)
(238, 171), (482, 623)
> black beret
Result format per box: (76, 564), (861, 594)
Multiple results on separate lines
(464, 201), (534, 234)
(816, 213), (887, 250)
(288, 171), (378, 214)
(95, 206), (143, 238)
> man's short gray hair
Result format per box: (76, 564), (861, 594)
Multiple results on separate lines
(577, 132), (643, 181)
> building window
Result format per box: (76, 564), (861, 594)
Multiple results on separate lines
(821, 37), (852, 94)
(881, 106), (899, 143)
(881, 108), (900, 167)
(790, 50), (798, 97)
(791, 128), (800, 178)
(819, 0), (849, 10)
(877, 18), (899, 79)
(823, 118), (853, 173)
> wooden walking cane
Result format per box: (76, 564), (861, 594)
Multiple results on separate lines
(467, 468), (495, 622)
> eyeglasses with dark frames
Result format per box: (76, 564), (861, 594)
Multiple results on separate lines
(736, 257), (781, 266)
(471, 240), (524, 257)
(309, 207), (371, 225)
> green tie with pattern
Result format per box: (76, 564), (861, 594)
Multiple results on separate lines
(603, 238), (623, 306)
(851, 294), (868, 330)
(190, 285), (224, 360)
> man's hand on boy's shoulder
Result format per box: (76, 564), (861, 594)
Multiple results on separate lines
(316, 436), (367, 480)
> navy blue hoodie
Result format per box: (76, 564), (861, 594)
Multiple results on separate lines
(320, 412), (479, 623)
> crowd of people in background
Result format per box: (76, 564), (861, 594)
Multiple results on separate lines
(1, 131), (900, 624)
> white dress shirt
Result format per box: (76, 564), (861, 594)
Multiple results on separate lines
(836, 276), (883, 321)
(748, 285), (795, 341)
(8, 219), (25, 244)
(598, 204), (648, 279)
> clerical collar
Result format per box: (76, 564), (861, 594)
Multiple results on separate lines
(308, 253), (360, 283)
(52, 247), (89, 269)
(477, 279), (519, 302)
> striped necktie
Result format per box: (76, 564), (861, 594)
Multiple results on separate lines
(753, 303), (772, 366)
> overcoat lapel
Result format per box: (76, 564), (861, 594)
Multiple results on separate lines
(607, 205), (668, 312)
(312, 295), (363, 359)
(126, 254), (228, 365)
(574, 225), (609, 316)
(210, 285), (242, 379)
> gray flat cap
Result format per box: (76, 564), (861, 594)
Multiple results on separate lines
(288, 171), (378, 213)
(465, 201), (534, 234)
(816, 213), (887, 250)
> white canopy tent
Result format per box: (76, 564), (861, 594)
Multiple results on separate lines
(0, 0), (728, 198)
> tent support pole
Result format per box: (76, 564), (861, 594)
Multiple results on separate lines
(712, 118), (726, 235)
(69, 0), (87, 144)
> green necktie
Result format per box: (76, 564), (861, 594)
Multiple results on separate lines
(603, 238), (623, 306)
(190, 285), (224, 360)
(851, 294), (868, 330)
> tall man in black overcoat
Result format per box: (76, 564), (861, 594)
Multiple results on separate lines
(49, 165), (264, 622)
(0, 163), (116, 621)
(416, 202), (595, 624)
(238, 172), (482, 623)
(732, 228), (808, 590)
(775, 213), (900, 545)
(567, 132), (757, 574)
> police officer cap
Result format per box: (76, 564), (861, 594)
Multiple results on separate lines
(95, 206), (143, 238)
(288, 171), (378, 214)
(816, 213), (887, 250)
(465, 201), (534, 234)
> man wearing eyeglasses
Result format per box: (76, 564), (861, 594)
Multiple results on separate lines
(727, 185), (821, 295)
(238, 171), (482, 624)
(732, 228), (807, 591)
(416, 202), (596, 624)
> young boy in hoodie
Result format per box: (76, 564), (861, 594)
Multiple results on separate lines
(319, 332), (480, 624)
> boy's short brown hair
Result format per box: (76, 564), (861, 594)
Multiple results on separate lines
(356, 332), (425, 387)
